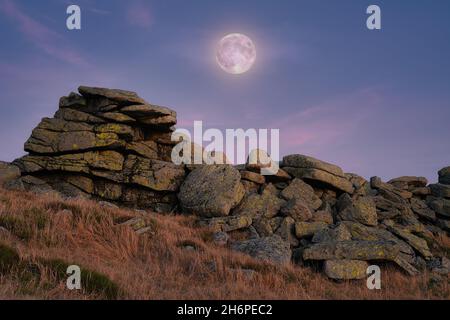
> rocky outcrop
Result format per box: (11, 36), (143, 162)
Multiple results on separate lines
(6, 86), (183, 212)
(2, 86), (449, 281)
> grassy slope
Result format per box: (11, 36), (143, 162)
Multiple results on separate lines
(0, 188), (448, 300)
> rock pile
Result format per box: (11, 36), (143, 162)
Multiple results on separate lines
(184, 155), (450, 280)
(0, 86), (449, 280)
(3, 86), (185, 212)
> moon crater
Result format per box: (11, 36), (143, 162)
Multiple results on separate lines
(216, 33), (256, 74)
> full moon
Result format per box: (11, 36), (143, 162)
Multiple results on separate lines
(216, 33), (256, 74)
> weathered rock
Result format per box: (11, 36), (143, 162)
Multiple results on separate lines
(24, 118), (132, 154)
(324, 260), (369, 280)
(410, 198), (436, 221)
(339, 221), (416, 259)
(233, 184), (285, 218)
(311, 210), (334, 225)
(387, 225), (432, 260)
(16, 150), (124, 174)
(436, 219), (450, 232)
(294, 221), (328, 238)
(312, 224), (352, 243)
(388, 176), (428, 189)
(54, 108), (105, 123)
(280, 198), (312, 222)
(0, 162), (21, 187)
(438, 166), (450, 185)
(264, 168), (291, 183)
(99, 112), (136, 123)
(240, 171), (265, 184)
(337, 194), (377, 226)
(178, 165), (244, 217)
(411, 187), (431, 197)
(345, 173), (370, 195)
(231, 235), (291, 265)
(199, 215), (252, 232)
(275, 217), (298, 246)
(426, 197), (450, 218)
(241, 180), (260, 194)
(282, 154), (354, 194)
(78, 86), (147, 105)
(280, 178), (322, 211)
(303, 240), (401, 261)
(123, 155), (185, 191)
(429, 183), (450, 199)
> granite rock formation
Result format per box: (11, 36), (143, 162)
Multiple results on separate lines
(1, 86), (449, 280)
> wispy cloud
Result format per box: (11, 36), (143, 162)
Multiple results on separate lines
(0, 0), (87, 66)
(269, 88), (382, 157)
(126, 0), (153, 29)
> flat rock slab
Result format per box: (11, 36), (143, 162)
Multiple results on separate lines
(78, 86), (147, 105)
(324, 260), (369, 280)
(284, 167), (354, 194)
(231, 235), (291, 265)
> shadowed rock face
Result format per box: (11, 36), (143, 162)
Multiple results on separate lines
(1, 85), (449, 281)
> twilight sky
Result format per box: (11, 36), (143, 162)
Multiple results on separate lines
(0, 0), (449, 182)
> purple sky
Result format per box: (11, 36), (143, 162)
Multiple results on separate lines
(0, 0), (449, 182)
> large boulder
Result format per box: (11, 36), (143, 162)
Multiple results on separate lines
(438, 166), (450, 185)
(231, 235), (291, 265)
(282, 154), (354, 194)
(178, 165), (245, 217)
(429, 183), (450, 199)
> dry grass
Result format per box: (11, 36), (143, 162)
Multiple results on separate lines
(0, 188), (448, 300)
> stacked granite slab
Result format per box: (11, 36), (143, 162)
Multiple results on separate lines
(11, 86), (186, 212)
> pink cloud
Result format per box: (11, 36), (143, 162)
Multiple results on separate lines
(269, 88), (383, 156)
(0, 0), (87, 66)
(127, 1), (153, 28)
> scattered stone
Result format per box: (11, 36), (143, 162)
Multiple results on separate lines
(388, 176), (428, 189)
(212, 231), (229, 246)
